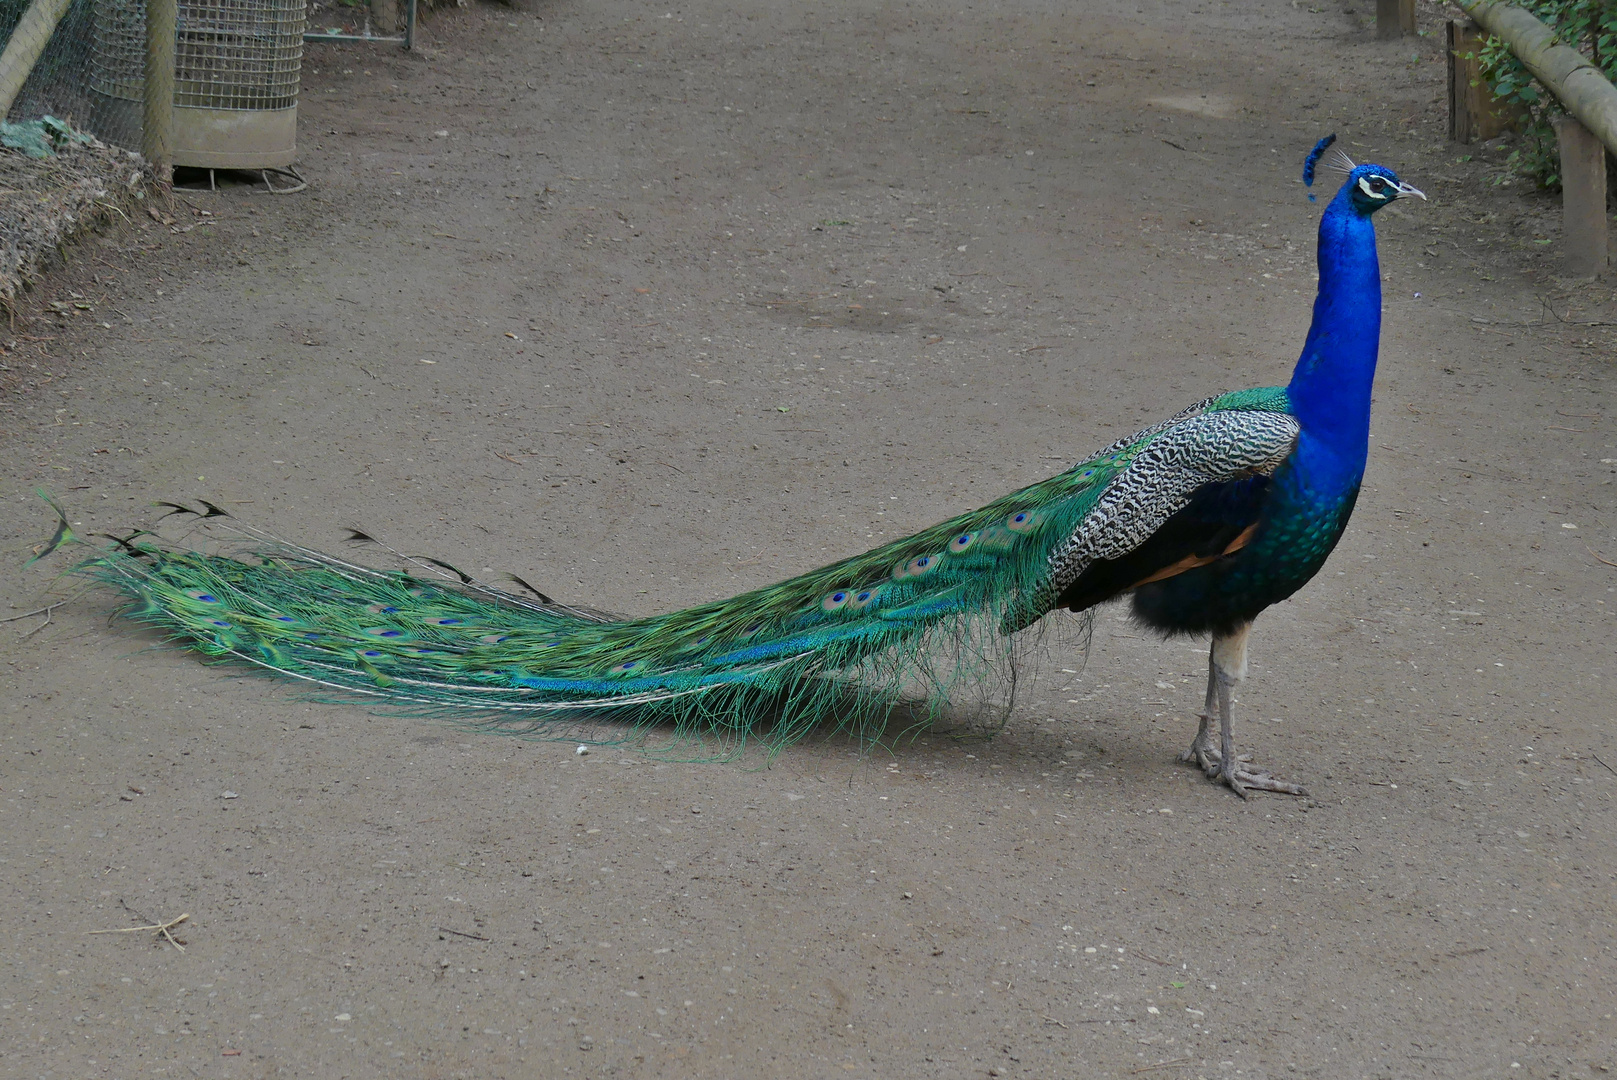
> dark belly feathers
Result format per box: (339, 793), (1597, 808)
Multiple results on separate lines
(1056, 467), (1361, 637)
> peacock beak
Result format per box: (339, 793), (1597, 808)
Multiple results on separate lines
(1394, 181), (1427, 201)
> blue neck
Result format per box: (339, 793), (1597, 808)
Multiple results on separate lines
(1286, 187), (1381, 493)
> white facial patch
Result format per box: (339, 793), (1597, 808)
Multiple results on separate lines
(1357, 176), (1389, 199)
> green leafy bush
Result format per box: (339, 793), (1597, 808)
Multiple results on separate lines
(1473, 0), (1617, 188)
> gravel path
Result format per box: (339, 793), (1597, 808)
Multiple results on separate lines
(1, 1), (1613, 1076)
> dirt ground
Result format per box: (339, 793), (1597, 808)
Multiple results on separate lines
(2, 0), (1614, 1076)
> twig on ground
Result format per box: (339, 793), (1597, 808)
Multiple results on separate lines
(89, 911), (190, 952)
(436, 926), (490, 942)
(1585, 544), (1617, 569)
(1591, 753), (1617, 778)
(1, 602), (63, 624)
(2, 601), (65, 637)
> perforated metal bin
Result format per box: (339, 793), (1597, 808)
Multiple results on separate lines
(90, 0), (304, 167)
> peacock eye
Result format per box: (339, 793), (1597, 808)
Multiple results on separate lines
(1368, 176), (1387, 194)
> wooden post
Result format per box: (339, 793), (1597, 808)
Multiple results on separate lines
(1378, 0), (1415, 39)
(1555, 115), (1608, 277)
(1448, 20), (1520, 142)
(0, 0), (76, 118)
(372, 0), (398, 35)
(143, 0), (176, 185)
(1459, 0), (1617, 161)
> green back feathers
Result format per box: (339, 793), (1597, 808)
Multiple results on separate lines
(1208, 386), (1290, 413)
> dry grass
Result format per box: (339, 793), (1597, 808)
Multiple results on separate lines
(0, 138), (148, 313)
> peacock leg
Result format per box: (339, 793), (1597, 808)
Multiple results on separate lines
(1190, 626), (1309, 798)
(1178, 663), (1219, 767)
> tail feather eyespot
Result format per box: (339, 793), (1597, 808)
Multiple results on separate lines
(948, 532), (977, 553)
(904, 553), (939, 577)
(1006, 511), (1036, 533)
(850, 588), (878, 609)
(822, 590), (850, 612)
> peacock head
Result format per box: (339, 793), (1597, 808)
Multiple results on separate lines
(1302, 134), (1424, 214)
(1342, 163), (1426, 214)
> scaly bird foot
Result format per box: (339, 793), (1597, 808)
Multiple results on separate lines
(1188, 746), (1309, 799)
(1178, 712), (1216, 765)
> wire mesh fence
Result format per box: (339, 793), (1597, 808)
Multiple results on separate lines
(3, 0), (141, 147)
(2, 0), (305, 154)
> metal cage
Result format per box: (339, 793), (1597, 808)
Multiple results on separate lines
(90, 0), (304, 167)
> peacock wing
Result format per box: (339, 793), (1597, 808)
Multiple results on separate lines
(1040, 407), (1300, 617)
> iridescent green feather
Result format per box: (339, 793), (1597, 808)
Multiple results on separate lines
(45, 389), (1289, 753)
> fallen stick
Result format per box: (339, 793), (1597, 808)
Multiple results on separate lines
(89, 911), (190, 952)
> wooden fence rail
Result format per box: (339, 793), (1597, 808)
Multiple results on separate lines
(1456, 0), (1617, 276)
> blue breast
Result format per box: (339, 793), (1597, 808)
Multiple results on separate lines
(1130, 169), (1385, 635)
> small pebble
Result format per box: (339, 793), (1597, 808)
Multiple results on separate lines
(575, 745), (589, 756)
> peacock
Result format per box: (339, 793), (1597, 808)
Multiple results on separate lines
(33, 136), (1422, 797)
